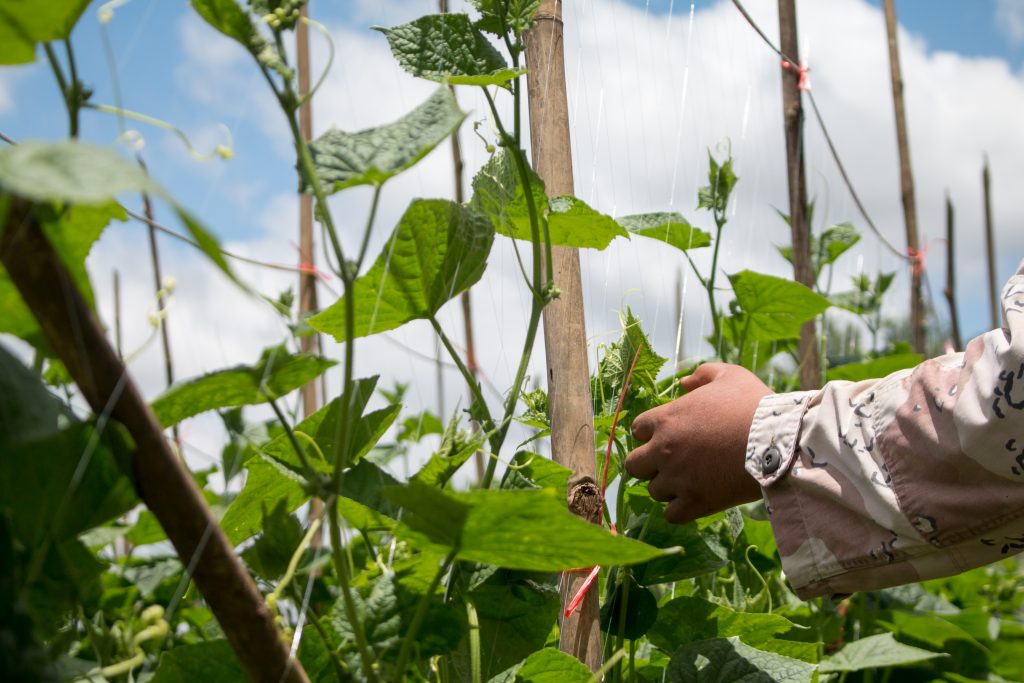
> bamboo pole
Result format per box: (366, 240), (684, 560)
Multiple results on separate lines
(0, 200), (308, 683)
(777, 0), (820, 389)
(882, 0), (926, 354)
(944, 193), (962, 351)
(524, 0), (602, 670)
(982, 155), (999, 329)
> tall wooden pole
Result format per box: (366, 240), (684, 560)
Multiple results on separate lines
(982, 156), (999, 329)
(777, 0), (820, 389)
(297, 3), (318, 415)
(524, 0), (602, 670)
(883, 0), (926, 354)
(944, 193), (962, 351)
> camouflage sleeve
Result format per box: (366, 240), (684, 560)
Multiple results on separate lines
(745, 260), (1024, 599)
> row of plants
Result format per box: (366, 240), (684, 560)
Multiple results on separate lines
(1, 1), (1020, 681)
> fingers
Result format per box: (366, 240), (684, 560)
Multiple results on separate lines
(646, 474), (675, 503)
(664, 497), (695, 525)
(680, 362), (730, 392)
(624, 441), (658, 481)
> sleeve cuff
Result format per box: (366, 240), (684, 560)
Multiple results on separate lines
(744, 390), (816, 487)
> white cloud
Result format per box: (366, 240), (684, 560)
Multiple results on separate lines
(996, 0), (1024, 45)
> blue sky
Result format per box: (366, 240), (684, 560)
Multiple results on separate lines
(1, 0), (1023, 462)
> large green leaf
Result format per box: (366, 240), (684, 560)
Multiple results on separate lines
(0, 141), (240, 285)
(826, 353), (921, 382)
(151, 640), (247, 683)
(310, 199), (494, 340)
(647, 596), (794, 653)
(727, 270), (830, 343)
(386, 483), (665, 571)
(151, 345), (335, 428)
(220, 455), (308, 546)
(543, 196), (629, 250)
(375, 14), (525, 87)
(619, 212), (712, 252)
(0, 342), (67, 448)
(0, 0), (89, 64)
(669, 637), (816, 683)
(309, 87), (465, 193)
(819, 632), (948, 673)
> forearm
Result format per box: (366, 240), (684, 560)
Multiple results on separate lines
(748, 260), (1024, 598)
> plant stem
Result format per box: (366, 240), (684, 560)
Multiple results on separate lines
(43, 43), (76, 138)
(430, 317), (494, 433)
(395, 551), (457, 677)
(466, 597), (482, 683)
(266, 395), (321, 485)
(706, 217), (726, 356)
(355, 185), (382, 272)
(326, 504), (378, 683)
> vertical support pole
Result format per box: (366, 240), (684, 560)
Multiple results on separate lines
(524, 0), (602, 671)
(777, 0), (820, 389)
(944, 193), (962, 351)
(982, 156), (999, 329)
(882, 0), (926, 354)
(113, 269), (123, 359)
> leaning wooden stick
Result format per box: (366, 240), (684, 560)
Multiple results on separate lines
(0, 199), (309, 683)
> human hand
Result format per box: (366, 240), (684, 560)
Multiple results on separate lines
(624, 363), (772, 524)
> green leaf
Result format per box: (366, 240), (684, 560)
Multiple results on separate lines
(0, 0), (89, 64)
(375, 14), (526, 87)
(189, 0), (257, 48)
(647, 596), (794, 653)
(309, 199), (494, 340)
(514, 648), (593, 682)
(240, 500), (303, 581)
(727, 270), (830, 343)
(778, 222), (860, 279)
(501, 451), (571, 493)
(0, 342), (67, 448)
(819, 632), (948, 673)
(544, 196), (629, 250)
(151, 640), (247, 683)
(826, 353), (922, 382)
(0, 141), (241, 286)
(386, 483), (665, 571)
(397, 411), (444, 443)
(337, 459), (403, 532)
(470, 0), (541, 36)
(619, 212), (712, 252)
(697, 153), (738, 215)
(220, 455), (308, 546)
(596, 309), (667, 398)
(669, 637), (816, 683)
(151, 345), (335, 427)
(599, 574), (659, 640)
(308, 87), (466, 193)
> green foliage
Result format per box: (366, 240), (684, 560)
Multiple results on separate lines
(376, 14), (526, 87)
(669, 637), (816, 683)
(151, 345), (335, 427)
(724, 270), (831, 343)
(470, 0), (542, 36)
(508, 647), (594, 682)
(697, 151), (738, 216)
(150, 640), (247, 682)
(308, 87), (466, 193)
(310, 199), (495, 340)
(818, 632), (948, 673)
(0, 0), (89, 64)
(826, 352), (922, 382)
(778, 222), (860, 280)
(647, 596), (794, 652)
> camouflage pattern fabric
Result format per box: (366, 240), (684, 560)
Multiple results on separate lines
(745, 260), (1024, 599)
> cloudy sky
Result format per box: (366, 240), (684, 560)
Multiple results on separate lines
(2, 0), (1023, 480)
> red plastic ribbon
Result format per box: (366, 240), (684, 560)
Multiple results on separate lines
(781, 59), (811, 91)
(564, 343), (644, 618)
(907, 244), (927, 277)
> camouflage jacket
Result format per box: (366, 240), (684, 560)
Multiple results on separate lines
(745, 260), (1024, 599)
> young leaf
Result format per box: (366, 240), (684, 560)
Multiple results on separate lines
(819, 632), (948, 673)
(778, 222), (860, 279)
(308, 87), (466, 193)
(0, 0), (90, 64)
(619, 212), (712, 252)
(189, 0), (258, 49)
(310, 199), (494, 340)
(726, 270), (830, 343)
(151, 345), (335, 427)
(471, 0), (542, 36)
(386, 484), (665, 571)
(669, 637), (816, 683)
(696, 152), (738, 215)
(375, 14), (525, 87)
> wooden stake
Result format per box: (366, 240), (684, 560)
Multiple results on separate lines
(113, 269), (123, 359)
(0, 200), (308, 683)
(777, 0), (821, 389)
(882, 0), (926, 354)
(983, 155), (999, 329)
(524, 0), (602, 670)
(944, 193), (962, 351)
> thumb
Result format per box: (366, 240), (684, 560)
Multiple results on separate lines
(680, 362), (731, 392)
